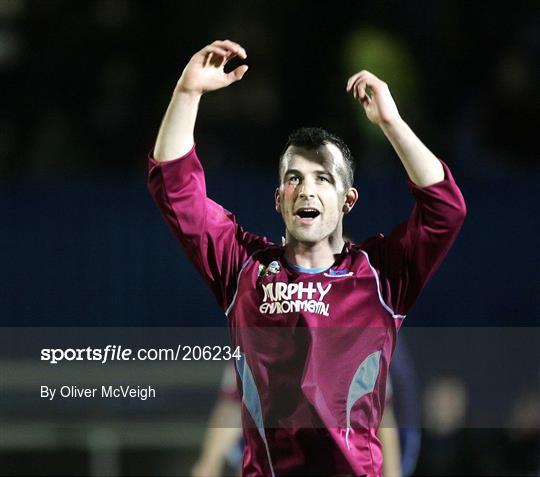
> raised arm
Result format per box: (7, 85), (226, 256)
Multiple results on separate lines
(348, 71), (466, 317)
(346, 70), (444, 187)
(154, 40), (248, 162)
(148, 41), (270, 312)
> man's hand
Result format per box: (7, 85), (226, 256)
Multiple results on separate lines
(153, 40), (248, 161)
(346, 70), (401, 126)
(346, 70), (444, 186)
(177, 40), (248, 96)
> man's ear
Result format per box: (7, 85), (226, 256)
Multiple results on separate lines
(342, 188), (358, 214)
(275, 187), (281, 213)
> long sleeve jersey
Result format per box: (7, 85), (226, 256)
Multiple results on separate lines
(148, 145), (466, 477)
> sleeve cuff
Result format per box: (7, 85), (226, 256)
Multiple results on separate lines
(407, 160), (454, 192)
(148, 143), (197, 165)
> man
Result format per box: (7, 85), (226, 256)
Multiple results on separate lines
(148, 40), (466, 476)
(191, 363), (243, 477)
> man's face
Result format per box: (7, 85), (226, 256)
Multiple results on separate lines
(275, 144), (356, 245)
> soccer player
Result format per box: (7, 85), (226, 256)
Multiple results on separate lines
(148, 40), (466, 477)
(191, 364), (243, 477)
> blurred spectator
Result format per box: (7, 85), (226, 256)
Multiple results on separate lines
(496, 387), (540, 476)
(416, 375), (485, 475)
(390, 336), (421, 477)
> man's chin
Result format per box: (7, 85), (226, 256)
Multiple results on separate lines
(289, 233), (323, 245)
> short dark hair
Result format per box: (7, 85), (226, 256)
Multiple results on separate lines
(278, 127), (355, 190)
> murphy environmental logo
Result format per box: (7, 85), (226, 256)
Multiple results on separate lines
(259, 282), (332, 316)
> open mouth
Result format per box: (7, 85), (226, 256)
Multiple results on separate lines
(294, 208), (321, 220)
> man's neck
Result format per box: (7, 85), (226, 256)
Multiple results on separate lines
(284, 238), (345, 269)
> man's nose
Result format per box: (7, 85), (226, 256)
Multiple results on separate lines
(298, 179), (315, 198)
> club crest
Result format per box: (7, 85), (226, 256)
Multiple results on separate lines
(258, 260), (281, 277)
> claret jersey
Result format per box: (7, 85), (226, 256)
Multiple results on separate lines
(148, 145), (466, 477)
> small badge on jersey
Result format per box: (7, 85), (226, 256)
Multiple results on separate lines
(324, 268), (353, 277)
(258, 260), (281, 277)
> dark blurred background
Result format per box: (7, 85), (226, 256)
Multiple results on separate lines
(1, 0), (539, 475)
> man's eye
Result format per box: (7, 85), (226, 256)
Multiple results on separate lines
(288, 176), (300, 184)
(318, 176), (330, 182)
